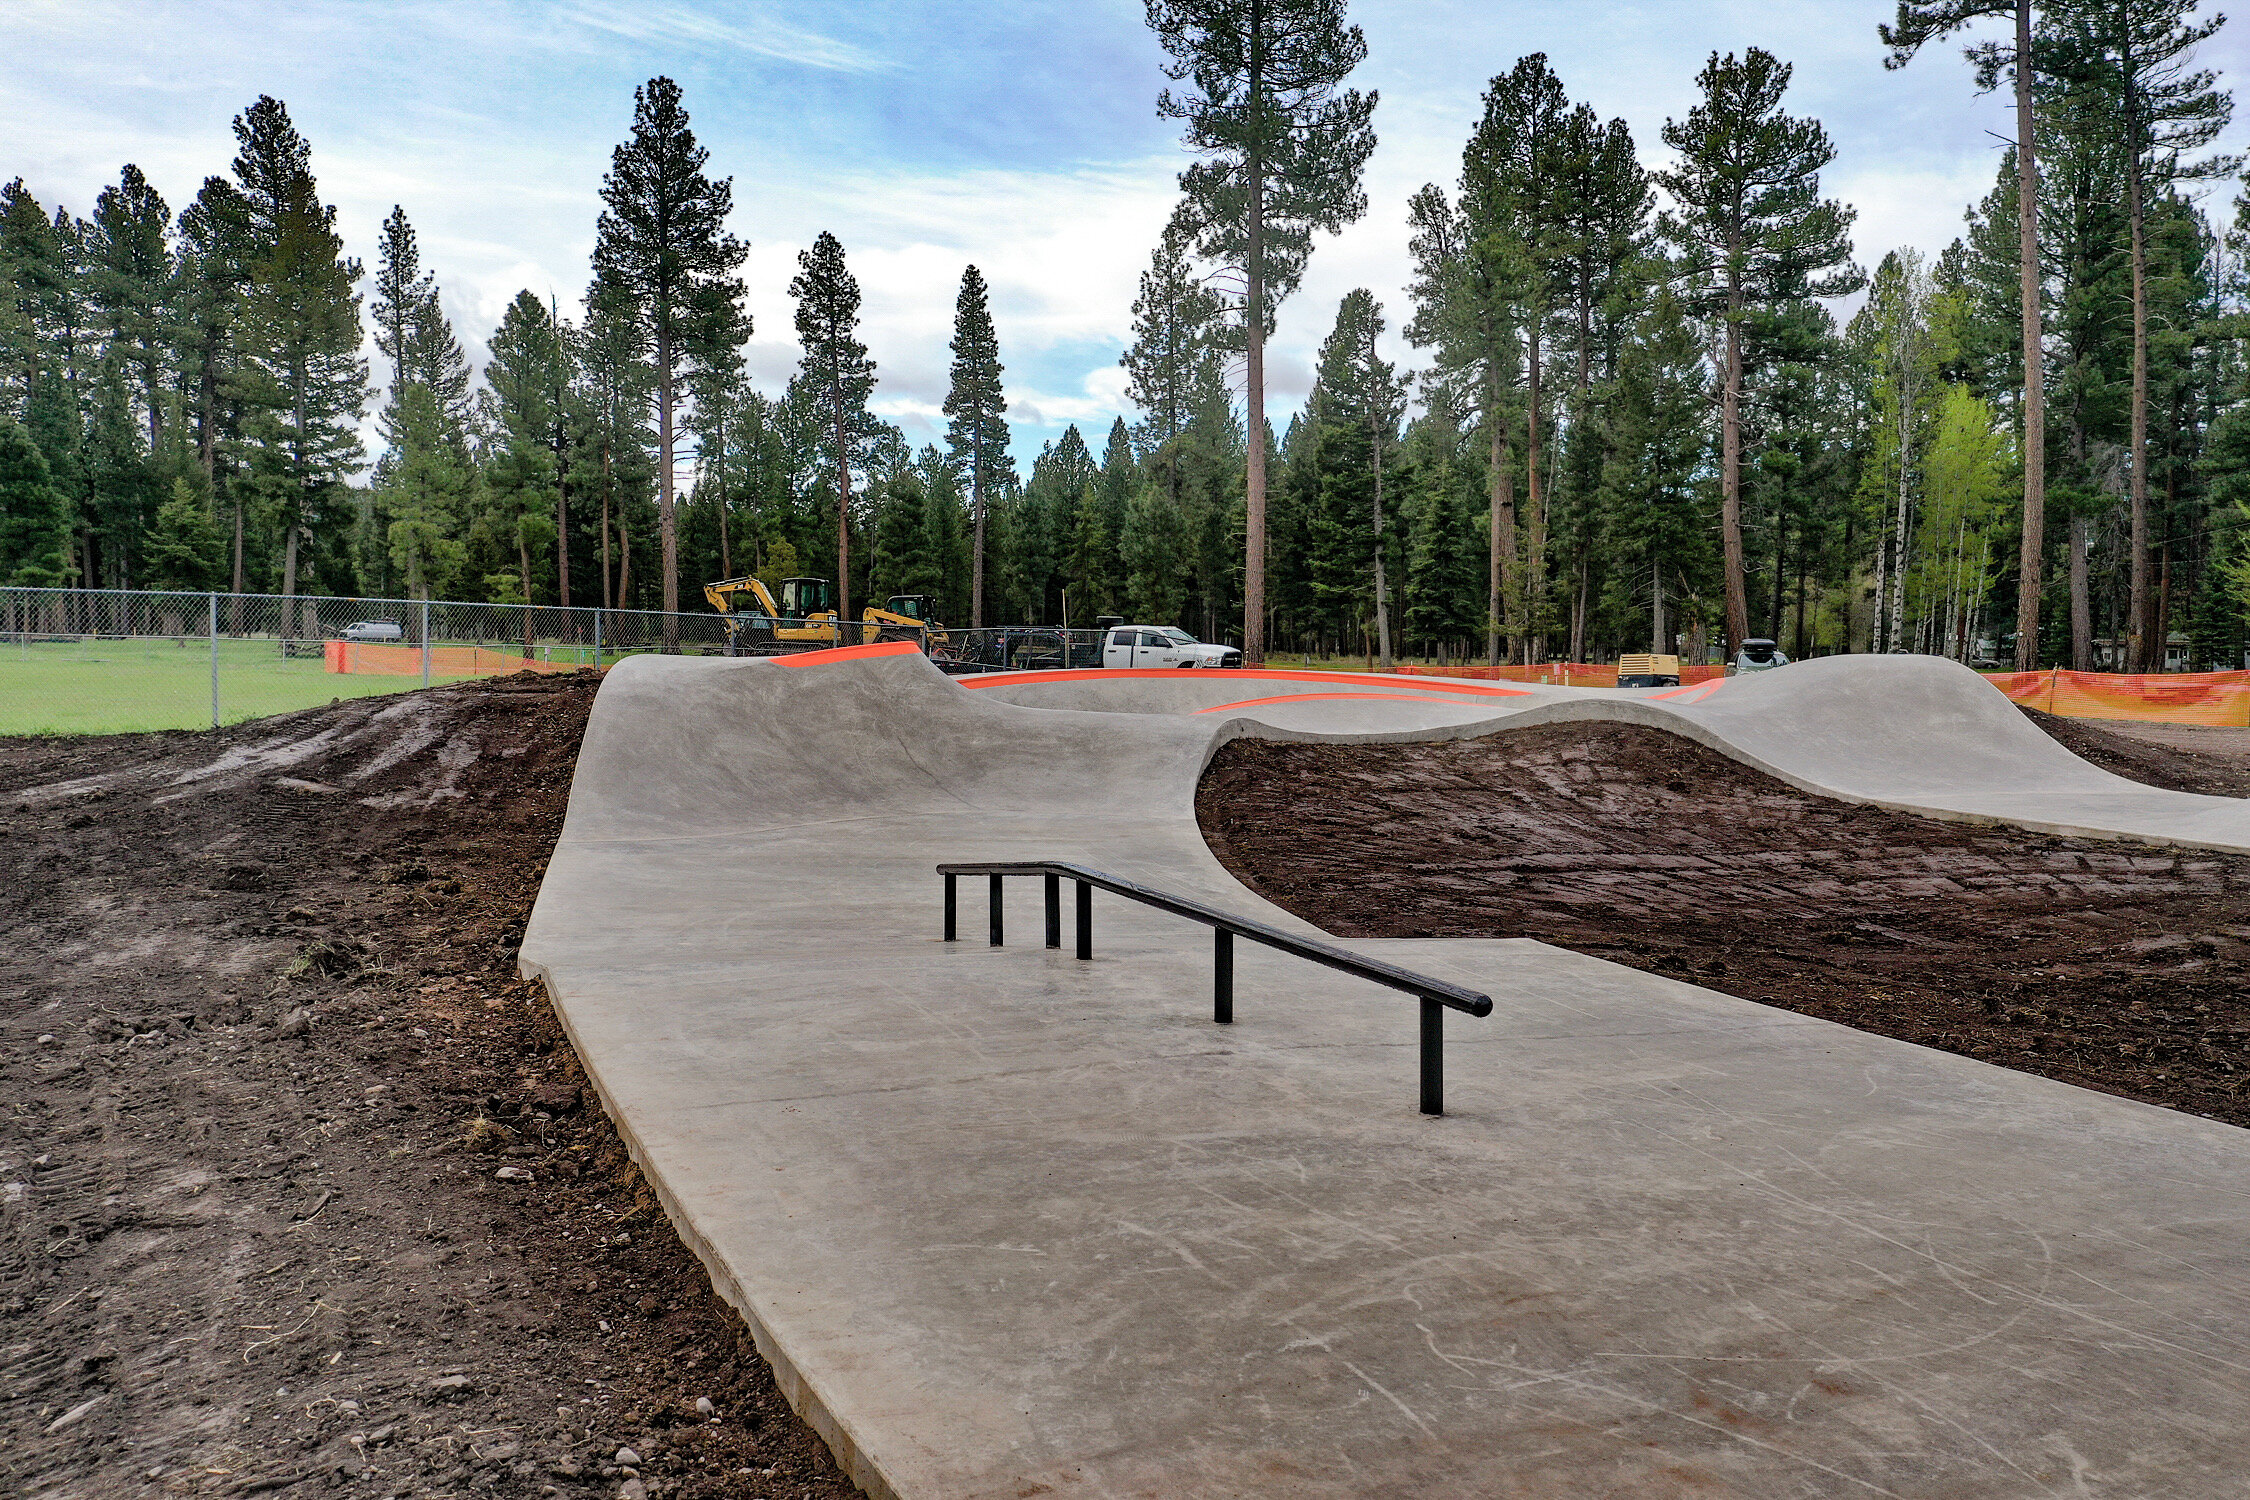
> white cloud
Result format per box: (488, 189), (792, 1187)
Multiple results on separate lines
(558, 1), (890, 73)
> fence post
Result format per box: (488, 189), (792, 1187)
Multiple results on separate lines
(594, 611), (602, 669)
(208, 593), (220, 729)
(420, 600), (431, 688)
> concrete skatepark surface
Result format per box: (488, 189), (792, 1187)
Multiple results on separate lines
(521, 648), (2250, 1497)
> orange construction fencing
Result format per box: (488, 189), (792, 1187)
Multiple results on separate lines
(1393, 662), (1728, 688)
(1982, 668), (2250, 728)
(323, 641), (587, 678)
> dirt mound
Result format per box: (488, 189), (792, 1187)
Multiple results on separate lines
(0, 674), (853, 1499)
(2020, 705), (2250, 798)
(1200, 723), (2250, 1128)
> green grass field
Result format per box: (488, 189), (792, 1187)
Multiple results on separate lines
(0, 639), (616, 736)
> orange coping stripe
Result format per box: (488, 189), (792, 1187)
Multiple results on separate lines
(1646, 680), (1727, 703)
(1190, 691), (1497, 715)
(957, 666), (1533, 697)
(774, 640), (925, 667)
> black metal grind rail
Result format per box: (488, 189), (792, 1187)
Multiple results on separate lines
(937, 861), (1492, 1116)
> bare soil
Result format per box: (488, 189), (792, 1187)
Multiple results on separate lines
(1199, 722), (2250, 1128)
(5, 679), (2242, 1499)
(0, 676), (854, 1500)
(2021, 707), (2250, 798)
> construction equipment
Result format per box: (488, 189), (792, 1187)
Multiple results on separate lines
(702, 576), (948, 655)
(1616, 653), (1681, 688)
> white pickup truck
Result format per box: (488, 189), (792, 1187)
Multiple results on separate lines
(1102, 625), (1242, 669)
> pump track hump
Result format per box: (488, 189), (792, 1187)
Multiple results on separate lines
(521, 648), (2250, 1499)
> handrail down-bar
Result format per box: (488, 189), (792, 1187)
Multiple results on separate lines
(937, 860), (1491, 1116)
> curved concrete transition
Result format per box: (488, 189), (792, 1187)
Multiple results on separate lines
(522, 649), (2250, 1499)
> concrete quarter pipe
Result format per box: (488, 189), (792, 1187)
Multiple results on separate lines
(521, 648), (2250, 1498)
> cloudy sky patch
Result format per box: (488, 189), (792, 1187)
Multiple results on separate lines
(8, 0), (2242, 467)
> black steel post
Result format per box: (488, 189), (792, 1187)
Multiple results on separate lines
(1044, 873), (1061, 949)
(1074, 880), (1091, 960)
(943, 873), (956, 942)
(989, 873), (1003, 947)
(1420, 996), (1443, 1116)
(1214, 928), (1233, 1023)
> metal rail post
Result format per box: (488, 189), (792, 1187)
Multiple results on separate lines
(1044, 874), (1061, 948)
(1420, 998), (1443, 1116)
(1075, 880), (1091, 960)
(943, 874), (957, 942)
(420, 599), (431, 687)
(988, 874), (1003, 946)
(208, 593), (219, 728)
(1214, 929), (1233, 1023)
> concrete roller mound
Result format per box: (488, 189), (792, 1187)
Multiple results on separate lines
(523, 647), (2250, 1498)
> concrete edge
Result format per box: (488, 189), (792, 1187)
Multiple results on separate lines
(516, 955), (905, 1500)
(1196, 697), (2250, 855)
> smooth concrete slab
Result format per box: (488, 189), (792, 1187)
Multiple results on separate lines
(524, 650), (2250, 1498)
(969, 654), (2250, 850)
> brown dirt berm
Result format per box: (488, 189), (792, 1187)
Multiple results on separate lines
(1, 675), (854, 1499)
(1198, 717), (2250, 1128)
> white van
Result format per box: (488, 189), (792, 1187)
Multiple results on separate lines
(339, 620), (404, 642)
(1102, 626), (1241, 669)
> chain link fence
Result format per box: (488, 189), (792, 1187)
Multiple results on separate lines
(0, 587), (737, 736)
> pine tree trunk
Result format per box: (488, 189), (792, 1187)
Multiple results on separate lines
(971, 429), (985, 628)
(2013, 0), (2047, 672)
(1770, 513), (1786, 642)
(1720, 289), (1749, 657)
(1870, 507), (1889, 653)
(1889, 459), (1910, 654)
(556, 427), (572, 611)
(1242, 2), (1267, 665)
(657, 324), (679, 651)
(832, 383), (854, 638)
(1371, 419), (1391, 671)
(519, 533), (535, 657)
(2069, 514), (2091, 670)
(1524, 328), (1544, 664)
(1651, 556), (1665, 654)
(618, 519), (632, 611)
(2126, 93), (2151, 674)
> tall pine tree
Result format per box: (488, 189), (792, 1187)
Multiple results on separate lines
(790, 232), (878, 625)
(942, 264), (1010, 626)
(1659, 49), (1862, 655)
(593, 76), (748, 646)
(1146, 0), (1377, 664)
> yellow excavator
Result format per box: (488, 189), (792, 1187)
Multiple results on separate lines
(703, 575), (948, 654)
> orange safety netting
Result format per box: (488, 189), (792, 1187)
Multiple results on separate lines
(1392, 662), (1728, 688)
(1981, 668), (2250, 727)
(323, 641), (587, 677)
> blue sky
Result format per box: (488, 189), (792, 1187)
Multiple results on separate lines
(11, 0), (2247, 472)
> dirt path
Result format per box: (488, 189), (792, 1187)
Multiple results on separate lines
(1200, 723), (2250, 1129)
(1, 677), (854, 1500)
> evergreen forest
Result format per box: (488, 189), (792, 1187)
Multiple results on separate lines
(4, 0), (2250, 672)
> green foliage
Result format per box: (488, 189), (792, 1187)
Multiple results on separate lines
(142, 477), (225, 591)
(0, 417), (70, 584)
(383, 384), (471, 599)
